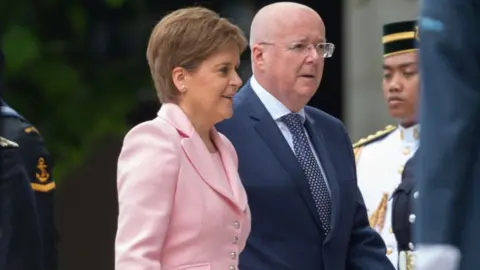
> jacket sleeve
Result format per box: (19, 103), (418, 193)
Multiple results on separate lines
(115, 121), (180, 270)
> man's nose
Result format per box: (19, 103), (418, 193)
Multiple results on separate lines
(306, 46), (321, 63)
(388, 74), (403, 92)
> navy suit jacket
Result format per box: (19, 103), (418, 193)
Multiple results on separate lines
(216, 82), (393, 270)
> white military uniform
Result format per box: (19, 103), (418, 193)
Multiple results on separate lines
(353, 124), (420, 268)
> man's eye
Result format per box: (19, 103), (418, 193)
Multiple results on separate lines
(292, 43), (306, 50)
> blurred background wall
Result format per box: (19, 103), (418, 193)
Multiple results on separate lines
(0, 0), (418, 269)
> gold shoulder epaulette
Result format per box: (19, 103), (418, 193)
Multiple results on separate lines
(0, 136), (19, 147)
(353, 125), (396, 149)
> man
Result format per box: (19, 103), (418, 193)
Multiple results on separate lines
(0, 49), (57, 269)
(0, 136), (43, 269)
(415, 1), (480, 270)
(353, 20), (420, 268)
(216, 2), (393, 269)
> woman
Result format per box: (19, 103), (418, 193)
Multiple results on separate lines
(115, 7), (250, 270)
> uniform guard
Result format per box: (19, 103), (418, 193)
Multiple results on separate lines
(0, 49), (57, 269)
(353, 20), (420, 268)
(0, 136), (44, 269)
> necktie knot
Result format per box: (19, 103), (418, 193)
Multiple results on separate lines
(281, 113), (304, 133)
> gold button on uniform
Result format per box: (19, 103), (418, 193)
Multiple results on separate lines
(388, 227), (393, 234)
(398, 165), (404, 174)
(386, 247), (393, 255)
(403, 147), (411, 155)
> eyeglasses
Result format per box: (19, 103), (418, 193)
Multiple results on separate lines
(259, 41), (335, 58)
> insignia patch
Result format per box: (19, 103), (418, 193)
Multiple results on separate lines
(35, 157), (50, 183)
(25, 126), (40, 135)
(352, 125), (397, 149)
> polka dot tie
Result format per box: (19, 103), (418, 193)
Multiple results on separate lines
(281, 113), (332, 234)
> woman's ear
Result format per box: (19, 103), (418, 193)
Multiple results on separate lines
(171, 67), (186, 92)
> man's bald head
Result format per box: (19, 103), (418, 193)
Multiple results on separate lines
(249, 2), (323, 48)
(248, 2), (327, 112)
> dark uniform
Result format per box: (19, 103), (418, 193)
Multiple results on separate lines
(391, 153), (417, 270)
(415, 0), (480, 269)
(0, 50), (57, 269)
(0, 136), (44, 269)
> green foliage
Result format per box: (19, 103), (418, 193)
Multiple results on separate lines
(1, 1), (155, 182)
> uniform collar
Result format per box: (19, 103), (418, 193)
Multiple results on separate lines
(399, 124), (420, 143)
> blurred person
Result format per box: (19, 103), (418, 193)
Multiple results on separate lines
(415, 1), (480, 270)
(115, 7), (250, 270)
(216, 2), (394, 270)
(353, 20), (420, 268)
(0, 49), (57, 269)
(0, 136), (43, 270)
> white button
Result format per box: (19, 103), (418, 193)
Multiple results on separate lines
(409, 242), (414, 250)
(233, 221), (240, 229)
(229, 266), (236, 270)
(230, 251), (237, 259)
(413, 191), (419, 199)
(409, 214), (416, 223)
(232, 236), (238, 244)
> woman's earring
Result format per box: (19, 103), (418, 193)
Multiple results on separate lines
(180, 86), (187, 93)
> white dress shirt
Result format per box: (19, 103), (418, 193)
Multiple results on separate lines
(250, 76), (330, 193)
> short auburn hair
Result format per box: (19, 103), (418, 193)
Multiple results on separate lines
(146, 7), (247, 103)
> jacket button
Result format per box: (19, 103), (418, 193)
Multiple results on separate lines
(232, 236), (238, 244)
(233, 221), (240, 229)
(409, 214), (416, 223)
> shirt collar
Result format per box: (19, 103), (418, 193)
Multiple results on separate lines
(250, 76), (306, 122)
(398, 124), (420, 143)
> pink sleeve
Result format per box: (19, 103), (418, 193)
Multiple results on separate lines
(115, 121), (179, 270)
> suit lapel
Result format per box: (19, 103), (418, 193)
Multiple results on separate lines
(158, 103), (238, 207)
(304, 116), (340, 240)
(242, 85), (324, 231)
(214, 133), (248, 212)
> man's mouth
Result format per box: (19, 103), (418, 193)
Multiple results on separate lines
(300, 74), (315, 79)
(388, 97), (403, 102)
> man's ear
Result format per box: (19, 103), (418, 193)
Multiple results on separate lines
(251, 44), (266, 71)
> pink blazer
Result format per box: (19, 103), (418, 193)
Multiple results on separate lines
(115, 103), (251, 270)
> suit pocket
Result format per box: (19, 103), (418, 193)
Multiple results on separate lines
(173, 262), (211, 270)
